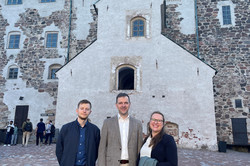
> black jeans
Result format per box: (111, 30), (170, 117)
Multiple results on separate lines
(4, 132), (12, 144)
(45, 133), (52, 145)
(36, 133), (44, 145)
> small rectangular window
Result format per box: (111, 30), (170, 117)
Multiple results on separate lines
(46, 33), (58, 48)
(7, 0), (22, 5)
(222, 6), (232, 25)
(132, 19), (145, 37)
(50, 68), (58, 79)
(49, 64), (61, 79)
(118, 67), (134, 90)
(235, 99), (242, 108)
(8, 34), (20, 49)
(41, 0), (55, 3)
(8, 68), (18, 79)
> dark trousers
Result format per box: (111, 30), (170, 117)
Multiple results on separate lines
(45, 133), (52, 145)
(36, 133), (44, 145)
(4, 132), (12, 144)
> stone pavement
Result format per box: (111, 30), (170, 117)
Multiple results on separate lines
(0, 144), (249, 166)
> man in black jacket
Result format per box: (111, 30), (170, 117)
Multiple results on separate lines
(56, 99), (100, 166)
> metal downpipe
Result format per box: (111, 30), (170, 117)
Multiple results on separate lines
(67, 0), (73, 62)
(195, 0), (200, 58)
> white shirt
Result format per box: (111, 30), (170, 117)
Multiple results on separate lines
(118, 114), (130, 160)
(6, 124), (14, 132)
(140, 136), (152, 158)
(46, 123), (52, 133)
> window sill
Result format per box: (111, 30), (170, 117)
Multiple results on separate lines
(111, 89), (140, 94)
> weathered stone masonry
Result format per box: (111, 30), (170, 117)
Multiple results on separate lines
(0, 5), (9, 125)
(0, 0), (97, 127)
(162, 4), (197, 54)
(162, 0), (249, 144)
(196, 0), (249, 144)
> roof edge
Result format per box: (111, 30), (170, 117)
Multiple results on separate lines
(56, 39), (97, 73)
(161, 33), (218, 74)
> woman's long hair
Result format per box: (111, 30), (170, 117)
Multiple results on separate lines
(145, 111), (165, 149)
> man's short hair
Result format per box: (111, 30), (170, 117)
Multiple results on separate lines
(40, 118), (43, 122)
(116, 93), (130, 103)
(77, 99), (92, 109)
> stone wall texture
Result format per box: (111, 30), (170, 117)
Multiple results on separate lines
(197, 0), (249, 144)
(162, 0), (250, 144)
(162, 4), (197, 54)
(0, 5), (10, 125)
(0, 0), (97, 127)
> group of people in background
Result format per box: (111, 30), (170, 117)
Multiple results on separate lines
(36, 118), (55, 146)
(56, 93), (178, 166)
(3, 118), (55, 147)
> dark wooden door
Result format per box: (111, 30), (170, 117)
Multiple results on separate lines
(14, 105), (29, 128)
(231, 118), (248, 145)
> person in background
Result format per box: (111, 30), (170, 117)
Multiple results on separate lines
(44, 120), (53, 145)
(138, 111), (178, 166)
(50, 122), (55, 139)
(22, 118), (33, 147)
(98, 93), (143, 166)
(4, 121), (14, 146)
(11, 123), (18, 145)
(36, 118), (46, 146)
(56, 99), (100, 166)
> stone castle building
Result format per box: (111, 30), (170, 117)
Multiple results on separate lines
(0, 0), (249, 149)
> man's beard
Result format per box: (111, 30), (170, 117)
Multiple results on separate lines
(78, 115), (87, 121)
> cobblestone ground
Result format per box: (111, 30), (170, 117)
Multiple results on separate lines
(0, 144), (249, 166)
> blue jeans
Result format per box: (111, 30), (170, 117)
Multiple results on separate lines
(11, 134), (18, 145)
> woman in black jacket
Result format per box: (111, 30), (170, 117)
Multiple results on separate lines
(138, 111), (178, 166)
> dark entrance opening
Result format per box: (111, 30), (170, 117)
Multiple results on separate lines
(118, 67), (134, 90)
(231, 118), (248, 145)
(14, 105), (29, 128)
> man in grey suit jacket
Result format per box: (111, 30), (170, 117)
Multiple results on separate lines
(98, 93), (143, 166)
